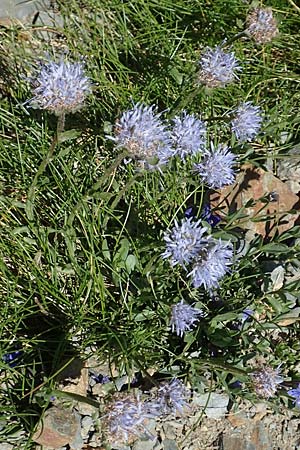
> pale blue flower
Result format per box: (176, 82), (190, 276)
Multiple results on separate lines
(170, 300), (204, 337)
(251, 365), (283, 398)
(162, 218), (209, 269)
(194, 144), (236, 189)
(28, 58), (92, 115)
(109, 103), (172, 166)
(105, 395), (155, 442)
(231, 102), (262, 142)
(198, 46), (241, 88)
(287, 384), (300, 408)
(147, 379), (191, 416)
(170, 112), (206, 159)
(240, 308), (254, 324)
(247, 8), (278, 44)
(188, 239), (233, 290)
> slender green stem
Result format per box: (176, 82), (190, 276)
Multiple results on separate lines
(221, 30), (248, 47)
(51, 389), (100, 408)
(287, 0), (300, 13)
(66, 150), (128, 229)
(25, 113), (65, 221)
(169, 83), (203, 118)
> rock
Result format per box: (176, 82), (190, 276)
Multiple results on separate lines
(223, 416), (274, 450)
(249, 422), (272, 450)
(162, 439), (178, 450)
(210, 164), (299, 237)
(132, 438), (157, 450)
(58, 358), (87, 393)
(192, 392), (229, 419)
(115, 375), (129, 391)
(32, 406), (81, 448)
(80, 415), (94, 440)
(86, 428), (105, 448)
(92, 383), (109, 397)
(277, 145), (300, 194)
(87, 357), (118, 378)
(227, 411), (249, 427)
(108, 445), (131, 450)
(75, 401), (99, 417)
(0, 0), (52, 24)
(0, 444), (14, 450)
(222, 432), (244, 450)
(69, 412), (84, 450)
(162, 421), (183, 440)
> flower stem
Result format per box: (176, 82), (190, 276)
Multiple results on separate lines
(25, 113), (65, 222)
(169, 83), (203, 118)
(221, 30), (248, 47)
(66, 150), (128, 229)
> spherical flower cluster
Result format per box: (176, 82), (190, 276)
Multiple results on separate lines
(162, 217), (208, 269)
(170, 111), (206, 159)
(198, 46), (241, 88)
(246, 7), (278, 44)
(287, 384), (300, 408)
(194, 144), (237, 189)
(170, 300), (204, 337)
(109, 103), (173, 166)
(104, 394), (154, 443)
(231, 102), (262, 142)
(162, 218), (233, 291)
(251, 365), (283, 398)
(28, 58), (92, 115)
(188, 239), (233, 290)
(147, 379), (191, 416)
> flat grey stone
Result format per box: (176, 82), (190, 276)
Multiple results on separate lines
(0, 444), (14, 450)
(163, 439), (178, 450)
(192, 392), (229, 419)
(132, 438), (156, 450)
(80, 415), (94, 440)
(277, 145), (300, 194)
(0, 0), (51, 22)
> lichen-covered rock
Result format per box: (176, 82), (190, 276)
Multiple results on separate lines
(33, 406), (81, 448)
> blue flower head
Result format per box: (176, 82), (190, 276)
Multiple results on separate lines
(91, 373), (111, 384)
(184, 206), (196, 219)
(240, 308), (254, 324)
(28, 58), (92, 115)
(170, 111), (206, 159)
(162, 218), (209, 269)
(251, 365), (283, 398)
(105, 394), (155, 443)
(231, 102), (262, 142)
(198, 46), (241, 88)
(247, 8), (278, 44)
(147, 379), (191, 416)
(201, 204), (221, 227)
(2, 350), (23, 368)
(170, 300), (204, 337)
(194, 144), (237, 189)
(188, 238), (233, 290)
(109, 103), (173, 167)
(287, 384), (300, 408)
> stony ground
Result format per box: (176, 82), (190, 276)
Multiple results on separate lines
(22, 358), (300, 450)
